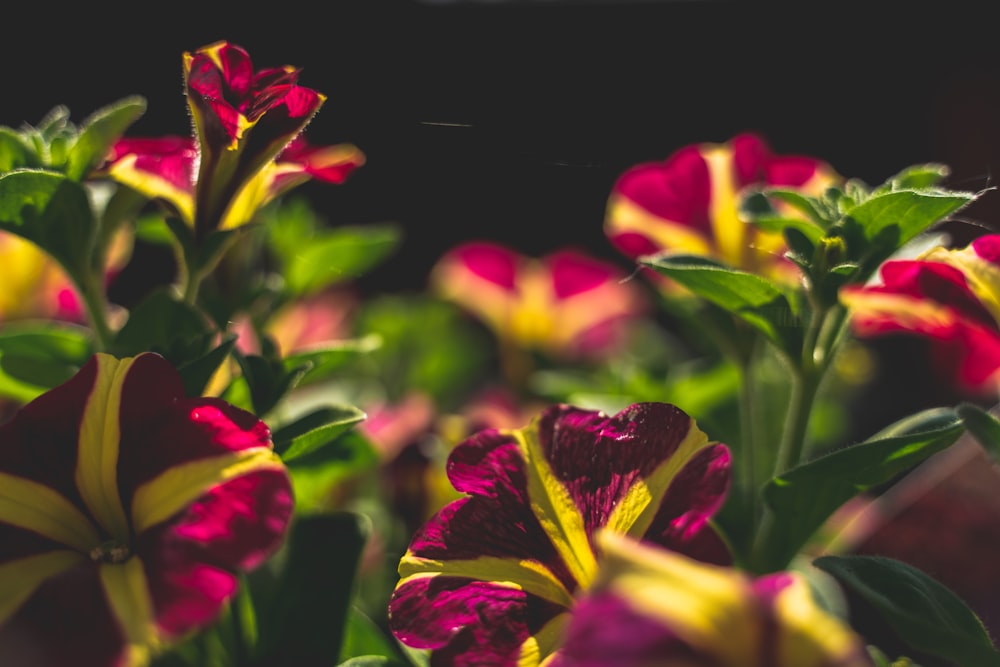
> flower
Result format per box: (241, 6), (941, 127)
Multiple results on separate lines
(429, 241), (649, 360)
(553, 530), (873, 667)
(104, 134), (364, 234)
(839, 234), (1000, 396)
(0, 228), (131, 325)
(604, 132), (838, 288)
(388, 401), (731, 666)
(102, 41), (365, 237)
(0, 352), (293, 666)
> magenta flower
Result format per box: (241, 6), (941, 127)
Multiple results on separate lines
(553, 531), (872, 667)
(430, 241), (649, 360)
(604, 132), (838, 288)
(0, 352), (293, 666)
(839, 234), (1000, 395)
(388, 402), (731, 666)
(103, 41), (364, 237)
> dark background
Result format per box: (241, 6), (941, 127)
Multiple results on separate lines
(5, 0), (1000, 296)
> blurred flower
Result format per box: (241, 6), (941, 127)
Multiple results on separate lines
(553, 530), (872, 667)
(0, 229), (131, 325)
(102, 41), (364, 238)
(388, 402), (731, 666)
(430, 241), (649, 361)
(604, 132), (838, 288)
(839, 234), (1000, 396)
(233, 287), (358, 357)
(0, 352), (293, 666)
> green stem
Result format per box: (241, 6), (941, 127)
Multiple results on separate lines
(78, 271), (114, 352)
(737, 351), (759, 531)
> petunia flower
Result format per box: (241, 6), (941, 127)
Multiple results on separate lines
(839, 233), (1000, 396)
(102, 41), (364, 238)
(604, 132), (839, 289)
(429, 241), (649, 361)
(103, 134), (364, 234)
(388, 401), (731, 667)
(553, 530), (873, 667)
(0, 352), (293, 666)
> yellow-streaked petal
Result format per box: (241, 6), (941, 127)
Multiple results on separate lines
(518, 428), (598, 589)
(0, 471), (101, 551)
(0, 550), (84, 624)
(131, 448), (284, 534)
(606, 420), (711, 537)
(76, 353), (134, 542)
(520, 612), (569, 667)
(100, 557), (158, 667)
(774, 573), (867, 667)
(397, 554), (574, 608)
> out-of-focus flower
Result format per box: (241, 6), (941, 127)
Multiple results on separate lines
(102, 41), (364, 237)
(388, 402), (731, 666)
(553, 530), (873, 667)
(430, 241), (648, 361)
(839, 234), (1000, 396)
(0, 352), (293, 666)
(604, 132), (839, 288)
(0, 229), (131, 325)
(233, 288), (358, 357)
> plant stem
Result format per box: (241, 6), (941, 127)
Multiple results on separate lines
(737, 353), (759, 530)
(78, 271), (114, 352)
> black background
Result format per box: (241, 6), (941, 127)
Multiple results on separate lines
(5, 0), (1000, 296)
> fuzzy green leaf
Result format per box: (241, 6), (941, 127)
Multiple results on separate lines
(273, 404), (368, 462)
(66, 96), (146, 180)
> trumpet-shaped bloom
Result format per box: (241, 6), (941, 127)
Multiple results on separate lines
(388, 402), (731, 666)
(430, 242), (648, 360)
(0, 352), (293, 666)
(103, 41), (364, 236)
(553, 531), (872, 667)
(839, 234), (1000, 395)
(604, 133), (838, 287)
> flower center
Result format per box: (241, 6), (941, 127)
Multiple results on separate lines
(89, 539), (132, 564)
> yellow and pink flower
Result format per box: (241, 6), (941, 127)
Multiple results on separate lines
(839, 234), (1000, 395)
(604, 133), (839, 288)
(388, 402), (731, 666)
(553, 531), (872, 667)
(102, 41), (364, 237)
(0, 352), (293, 666)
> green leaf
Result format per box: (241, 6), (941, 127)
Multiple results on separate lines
(284, 334), (382, 387)
(285, 224), (401, 296)
(0, 127), (37, 171)
(956, 402), (1000, 464)
(881, 163), (951, 190)
(337, 657), (411, 667)
(338, 607), (405, 664)
(758, 407), (965, 571)
(285, 430), (379, 513)
(253, 513), (371, 666)
(273, 404), (368, 462)
(814, 554), (1000, 666)
(0, 323), (93, 402)
(176, 334), (237, 398)
(640, 253), (802, 357)
(113, 288), (215, 361)
(0, 169), (96, 281)
(848, 189), (976, 250)
(66, 96), (146, 180)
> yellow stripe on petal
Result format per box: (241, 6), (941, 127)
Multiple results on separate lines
(521, 612), (569, 667)
(606, 196), (713, 257)
(132, 449), (284, 534)
(100, 558), (158, 667)
(398, 554), (574, 608)
(606, 420), (711, 537)
(703, 145), (745, 269)
(518, 429), (597, 589)
(0, 550), (84, 624)
(0, 471), (101, 551)
(594, 530), (756, 666)
(76, 354), (134, 542)
(106, 156), (195, 226)
(773, 574), (865, 667)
